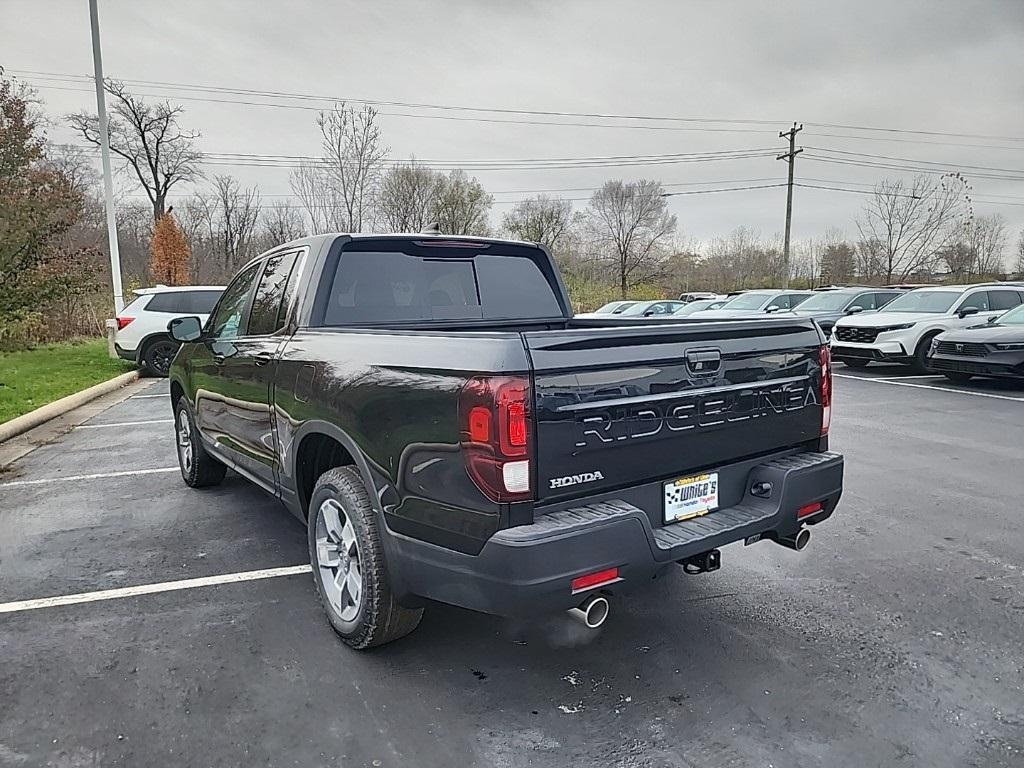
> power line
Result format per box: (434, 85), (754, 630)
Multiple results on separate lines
(15, 68), (1024, 144)
(805, 121), (1024, 144)
(804, 146), (1024, 176)
(11, 69), (786, 126)
(53, 142), (781, 172)
(802, 155), (1024, 182)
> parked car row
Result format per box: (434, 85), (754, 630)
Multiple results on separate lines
(581, 281), (1024, 385)
(831, 283), (1024, 374)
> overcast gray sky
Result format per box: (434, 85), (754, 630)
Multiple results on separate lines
(4, 0), (1024, 252)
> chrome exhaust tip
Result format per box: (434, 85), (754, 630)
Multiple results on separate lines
(568, 595), (609, 629)
(774, 527), (811, 551)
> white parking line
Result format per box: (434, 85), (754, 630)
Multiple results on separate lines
(0, 467), (179, 488)
(131, 393), (169, 399)
(834, 373), (1024, 402)
(76, 419), (174, 430)
(0, 565), (312, 615)
(874, 374), (945, 381)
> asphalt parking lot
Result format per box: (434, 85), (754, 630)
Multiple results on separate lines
(1, 369), (1022, 768)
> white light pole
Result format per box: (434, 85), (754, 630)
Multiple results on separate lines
(89, 0), (124, 314)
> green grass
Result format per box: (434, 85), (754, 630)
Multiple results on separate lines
(0, 339), (137, 424)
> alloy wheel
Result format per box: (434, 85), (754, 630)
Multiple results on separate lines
(177, 409), (193, 475)
(150, 341), (177, 376)
(315, 498), (363, 622)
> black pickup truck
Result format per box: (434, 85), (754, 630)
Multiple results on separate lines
(168, 234), (843, 648)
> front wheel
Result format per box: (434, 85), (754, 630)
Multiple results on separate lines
(174, 397), (226, 487)
(911, 335), (940, 374)
(943, 371), (973, 383)
(308, 467), (423, 649)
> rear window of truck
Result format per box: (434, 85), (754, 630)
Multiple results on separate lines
(315, 240), (564, 325)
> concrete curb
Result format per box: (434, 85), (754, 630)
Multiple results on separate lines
(0, 370), (141, 444)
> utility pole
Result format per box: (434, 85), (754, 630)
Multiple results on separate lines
(777, 122), (803, 289)
(89, 0), (124, 314)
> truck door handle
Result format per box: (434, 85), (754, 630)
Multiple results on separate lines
(254, 352), (274, 367)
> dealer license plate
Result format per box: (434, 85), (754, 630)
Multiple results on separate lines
(664, 472), (719, 523)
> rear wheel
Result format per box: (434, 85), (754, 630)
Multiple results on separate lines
(943, 371), (973, 383)
(843, 358), (870, 369)
(142, 336), (179, 377)
(174, 397), (226, 487)
(308, 466), (422, 649)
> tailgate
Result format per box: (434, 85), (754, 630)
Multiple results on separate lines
(524, 319), (825, 503)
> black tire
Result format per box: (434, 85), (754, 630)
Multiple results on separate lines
(174, 397), (226, 487)
(142, 336), (179, 377)
(842, 358), (870, 369)
(911, 334), (940, 374)
(943, 371), (973, 383)
(308, 466), (422, 649)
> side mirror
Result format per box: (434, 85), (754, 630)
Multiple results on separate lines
(168, 315), (203, 342)
(765, 305), (781, 313)
(957, 306), (980, 319)
(846, 305), (865, 315)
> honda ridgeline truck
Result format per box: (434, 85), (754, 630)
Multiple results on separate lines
(167, 234), (844, 648)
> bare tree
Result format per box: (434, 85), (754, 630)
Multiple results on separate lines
(969, 213), (1008, 277)
(377, 160), (444, 232)
(1016, 228), (1024, 278)
(192, 176), (261, 276)
(289, 161), (349, 234)
(114, 200), (155, 280)
(433, 170), (492, 236)
(317, 103), (388, 232)
(855, 174), (968, 283)
(502, 195), (577, 252)
(68, 80), (201, 222)
(258, 201), (307, 249)
(586, 180), (677, 297)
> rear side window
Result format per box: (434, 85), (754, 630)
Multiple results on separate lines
(144, 290), (222, 314)
(988, 290), (1023, 311)
(248, 252), (299, 336)
(317, 240), (563, 325)
(846, 293), (876, 311)
(957, 291), (990, 312)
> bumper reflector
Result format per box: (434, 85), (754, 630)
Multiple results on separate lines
(571, 567), (620, 593)
(798, 502), (824, 519)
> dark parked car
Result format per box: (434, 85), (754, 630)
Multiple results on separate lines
(167, 233), (843, 648)
(928, 303), (1024, 382)
(788, 287), (902, 338)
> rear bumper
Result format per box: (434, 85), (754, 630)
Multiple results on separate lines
(114, 343), (138, 362)
(388, 450), (843, 617)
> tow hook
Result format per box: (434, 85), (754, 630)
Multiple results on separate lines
(679, 548), (721, 575)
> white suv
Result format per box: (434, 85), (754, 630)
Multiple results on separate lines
(831, 284), (1024, 372)
(115, 286), (224, 376)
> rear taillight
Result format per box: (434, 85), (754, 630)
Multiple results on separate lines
(115, 317), (135, 331)
(459, 375), (533, 503)
(819, 344), (831, 436)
